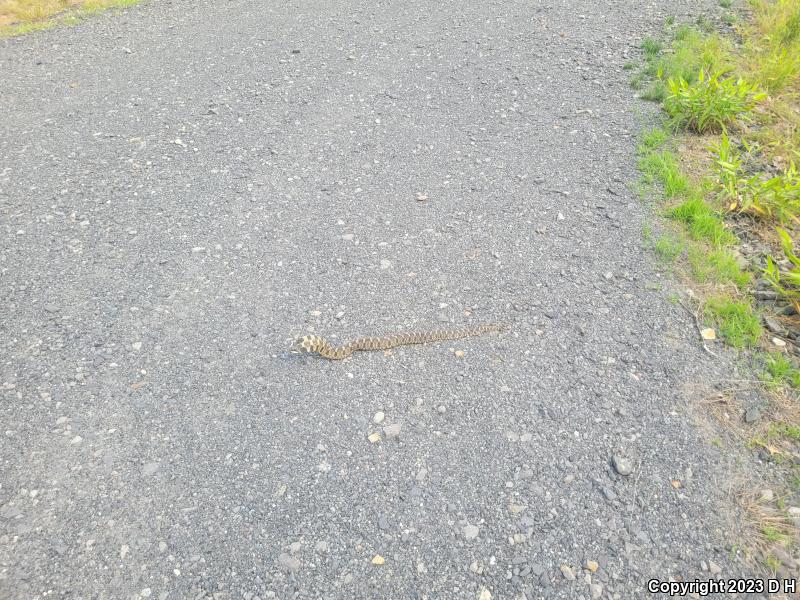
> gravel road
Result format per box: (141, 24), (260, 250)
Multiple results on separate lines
(1, 0), (766, 598)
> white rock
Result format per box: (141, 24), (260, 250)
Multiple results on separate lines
(373, 411), (385, 424)
(463, 524), (480, 540)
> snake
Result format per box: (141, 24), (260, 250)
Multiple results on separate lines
(291, 323), (509, 360)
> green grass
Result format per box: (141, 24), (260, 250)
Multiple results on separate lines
(704, 295), (763, 347)
(670, 196), (738, 247)
(762, 351), (800, 387)
(688, 246), (750, 287)
(762, 525), (790, 544)
(642, 37), (663, 59)
(665, 70), (766, 133)
(720, 0), (733, 7)
(655, 234), (684, 261)
(639, 150), (690, 197)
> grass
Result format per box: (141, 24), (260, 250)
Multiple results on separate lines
(704, 295), (762, 347)
(0, 0), (140, 36)
(688, 246), (750, 287)
(763, 351), (800, 387)
(670, 196), (737, 247)
(655, 234), (684, 261)
(664, 70), (766, 133)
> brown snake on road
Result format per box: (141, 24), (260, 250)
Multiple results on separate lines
(291, 323), (509, 360)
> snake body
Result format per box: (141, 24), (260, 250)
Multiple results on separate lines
(293, 323), (509, 360)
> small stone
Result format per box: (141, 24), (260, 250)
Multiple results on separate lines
(470, 561), (484, 574)
(509, 504), (526, 514)
(463, 524), (480, 540)
(380, 259), (392, 270)
(764, 316), (785, 334)
(612, 455), (633, 476)
(278, 553), (301, 572)
(478, 588), (492, 600)
(140, 589), (152, 598)
(744, 407), (762, 424)
(120, 544), (129, 559)
(760, 489), (774, 503)
(700, 328), (716, 341)
(560, 564), (576, 581)
(158, 541), (167, 553)
(415, 192), (428, 202)
(315, 540), (328, 553)
(437, 405), (446, 414)
(373, 411), (385, 424)
(454, 350), (465, 358)
(371, 555), (385, 565)
(708, 561), (722, 575)
(383, 423), (401, 439)
(290, 541), (301, 554)
(772, 337), (787, 347)
(70, 435), (83, 445)
(585, 560), (599, 573)
(368, 432), (381, 443)
(142, 462), (160, 476)
(590, 582), (603, 599)
(788, 506), (800, 517)
(132, 341), (142, 351)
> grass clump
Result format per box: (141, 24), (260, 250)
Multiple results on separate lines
(639, 149), (690, 197)
(665, 70), (766, 133)
(713, 134), (800, 222)
(704, 295), (763, 347)
(764, 227), (800, 309)
(688, 246), (750, 287)
(671, 196), (738, 246)
(655, 234), (685, 261)
(763, 351), (800, 387)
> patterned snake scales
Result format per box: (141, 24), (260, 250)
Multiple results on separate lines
(292, 323), (509, 360)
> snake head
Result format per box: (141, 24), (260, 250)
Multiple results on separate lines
(289, 335), (317, 354)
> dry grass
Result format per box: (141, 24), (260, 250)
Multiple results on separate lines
(0, 0), (140, 35)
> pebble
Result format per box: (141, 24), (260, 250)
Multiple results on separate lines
(764, 316), (785, 334)
(585, 560), (599, 572)
(315, 541), (328, 553)
(708, 561), (722, 575)
(140, 589), (152, 598)
(463, 524), (480, 540)
(478, 588), (492, 600)
(372, 555), (385, 565)
(470, 561), (484, 574)
(383, 423), (401, 439)
(560, 565), (576, 581)
(373, 411), (385, 424)
(591, 583), (603, 599)
(142, 462), (160, 476)
(744, 407), (762, 424)
(278, 553), (301, 572)
(380, 259), (392, 270)
(772, 337), (787, 347)
(612, 455), (633, 476)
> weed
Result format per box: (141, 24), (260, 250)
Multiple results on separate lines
(666, 15), (676, 26)
(642, 37), (663, 59)
(640, 150), (690, 197)
(688, 246), (750, 286)
(655, 234), (684, 261)
(704, 295), (763, 347)
(623, 61), (636, 71)
(720, 0), (733, 7)
(764, 554), (782, 572)
(713, 135), (800, 222)
(671, 197), (738, 246)
(762, 351), (800, 387)
(665, 70), (766, 133)
(639, 127), (669, 152)
(764, 228), (800, 308)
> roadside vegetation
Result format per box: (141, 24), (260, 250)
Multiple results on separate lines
(0, 0), (140, 37)
(633, 0), (800, 578)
